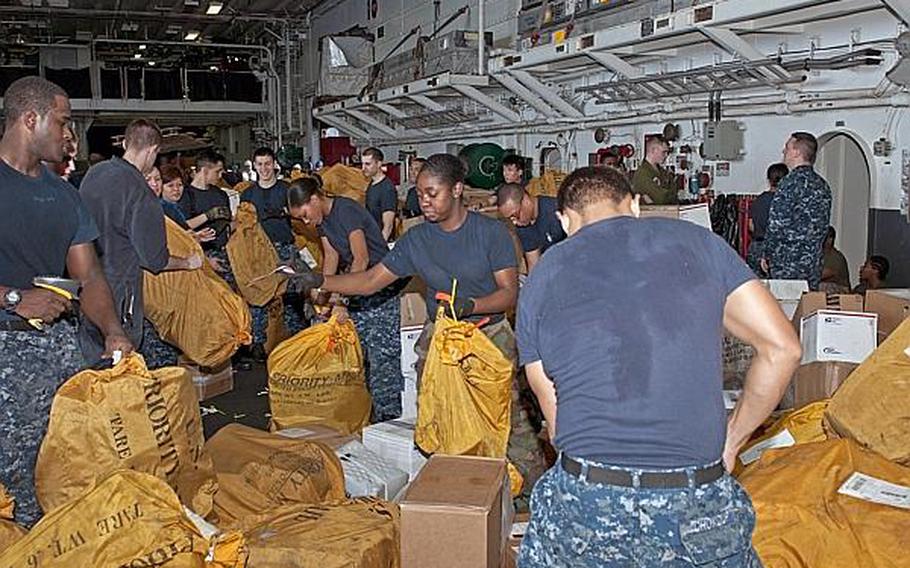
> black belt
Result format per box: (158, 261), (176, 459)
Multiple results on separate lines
(561, 454), (725, 489)
(0, 319), (38, 332)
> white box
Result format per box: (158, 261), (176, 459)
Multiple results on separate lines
(678, 203), (713, 230)
(800, 310), (878, 364)
(401, 381), (418, 420)
(400, 326), (423, 380)
(762, 279), (809, 320)
(362, 418), (428, 480)
(335, 440), (409, 500)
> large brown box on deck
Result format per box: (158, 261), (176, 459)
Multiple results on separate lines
(179, 356), (234, 401)
(785, 362), (858, 409)
(401, 455), (512, 568)
(864, 289), (910, 342)
(791, 292), (864, 331)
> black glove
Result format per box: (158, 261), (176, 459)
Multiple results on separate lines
(441, 297), (475, 319)
(205, 206), (232, 222)
(286, 261), (324, 294)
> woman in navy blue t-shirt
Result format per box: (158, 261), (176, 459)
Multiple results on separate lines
(287, 177), (403, 421)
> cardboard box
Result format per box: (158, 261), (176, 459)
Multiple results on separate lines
(864, 289), (910, 342)
(401, 455), (512, 568)
(640, 203), (713, 230)
(503, 512), (529, 568)
(800, 310), (877, 364)
(180, 357), (233, 401)
(400, 292), (427, 380)
(785, 361), (858, 408)
(790, 292), (864, 331)
(362, 418), (428, 480)
(400, 215), (424, 236)
(335, 440), (409, 500)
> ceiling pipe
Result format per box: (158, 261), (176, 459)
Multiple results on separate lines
(0, 6), (298, 23)
(477, 0), (485, 76)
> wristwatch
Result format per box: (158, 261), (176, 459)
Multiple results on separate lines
(3, 289), (22, 314)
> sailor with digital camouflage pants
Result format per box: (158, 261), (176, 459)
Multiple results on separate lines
(287, 177), (403, 420)
(0, 76), (133, 526)
(761, 132), (832, 291)
(516, 167), (801, 567)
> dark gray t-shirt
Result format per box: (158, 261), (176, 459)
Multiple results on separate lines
(365, 177), (397, 231)
(79, 157), (169, 359)
(517, 216), (755, 467)
(240, 180), (293, 244)
(178, 185), (231, 250)
(516, 196), (566, 254)
(382, 212), (517, 320)
(0, 160), (99, 321)
(317, 197), (388, 270)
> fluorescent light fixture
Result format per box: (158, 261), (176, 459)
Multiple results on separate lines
(133, 53), (142, 59)
(139, 44), (147, 50)
(184, 31), (200, 41)
(209, 65), (219, 71)
(206, 2), (224, 15)
(148, 61), (156, 66)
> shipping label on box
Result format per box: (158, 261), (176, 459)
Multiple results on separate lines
(791, 292), (864, 331)
(800, 310), (878, 365)
(400, 326), (423, 380)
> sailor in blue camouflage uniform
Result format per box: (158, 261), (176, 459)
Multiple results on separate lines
(516, 166), (802, 567)
(761, 132), (832, 291)
(287, 177), (403, 421)
(0, 77), (133, 527)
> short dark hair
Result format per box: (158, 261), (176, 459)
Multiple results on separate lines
(1, 76), (67, 126)
(558, 166), (632, 212)
(767, 163), (789, 188)
(826, 226), (837, 242)
(124, 119), (162, 150)
(159, 164), (185, 185)
(362, 147), (384, 162)
(287, 177), (323, 209)
(497, 183), (525, 206)
(501, 154), (525, 170)
(646, 135), (669, 152)
(253, 146), (276, 161)
(419, 153), (466, 187)
(870, 255), (890, 280)
(196, 149), (225, 169)
(790, 132), (818, 164)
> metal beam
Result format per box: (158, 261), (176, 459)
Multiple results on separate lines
(492, 73), (559, 117)
(881, 0), (910, 25)
(451, 84), (521, 122)
(407, 94), (446, 112)
(372, 103), (408, 119)
(344, 109), (399, 137)
(699, 26), (767, 61)
(699, 26), (786, 83)
(316, 113), (372, 140)
(508, 70), (585, 118)
(585, 52), (643, 79)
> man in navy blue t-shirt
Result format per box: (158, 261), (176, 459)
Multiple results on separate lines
(497, 183), (566, 272)
(516, 166), (801, 567)
(241, 147), (294, 247)
(361, 147), (398, 242)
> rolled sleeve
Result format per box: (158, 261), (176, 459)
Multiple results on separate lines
(72, 196), (100, 245)
(516, 273), (544, 366)
(381, 231), (416, 278)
